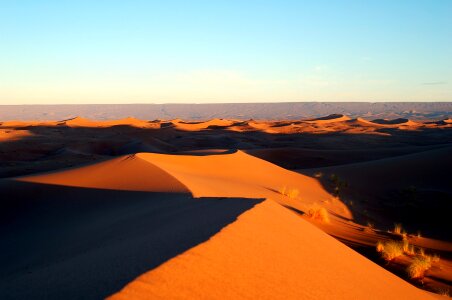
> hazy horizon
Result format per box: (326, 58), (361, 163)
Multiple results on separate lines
(1, 102), (450, 121)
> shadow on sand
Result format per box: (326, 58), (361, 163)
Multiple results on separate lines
(0, 180), (263, 300)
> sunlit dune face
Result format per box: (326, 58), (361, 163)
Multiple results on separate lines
(108, 200), (434, 300)
(0, 129), (34, 142)
(1, 114), (451, 299)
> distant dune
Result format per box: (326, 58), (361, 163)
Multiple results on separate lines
(305, 113), (352, 123)
(1, 114), (451, 299)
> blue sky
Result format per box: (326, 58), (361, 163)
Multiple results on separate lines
(0, 0), (451, 103)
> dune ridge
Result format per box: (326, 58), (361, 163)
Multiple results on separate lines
(109, 199), (436, 300)
(18, 150), (351, 220)
(1, 114), (451, 299)
(18, 154), (189, 193)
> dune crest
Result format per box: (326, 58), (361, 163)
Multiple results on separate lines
(371, 118), (418, 126)
(109, 200), (435, 300)
(18, 154), (189, 193)
(304, 114), (351, 124)
(17, 150), (351, 220)
(60, 116), (155, 128)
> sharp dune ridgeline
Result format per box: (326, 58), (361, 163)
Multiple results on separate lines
(1, 115), (451, 299)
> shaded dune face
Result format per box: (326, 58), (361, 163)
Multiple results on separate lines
(304, 113), (352, 123)
(18, 154), (190, 193)
(109, 200), (435, 300)
(0, 150), (441, 300)
(302, 146), (452, 240)
(17, 151), (342, 217)
(1, 116), (451, 299)
(0, 180), (262, 300)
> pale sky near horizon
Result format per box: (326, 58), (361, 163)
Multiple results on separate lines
(1, 0), (451, 104)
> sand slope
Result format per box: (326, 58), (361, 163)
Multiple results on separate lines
(304, 114), (351, 124)
(19, 150), (349, 220)
(18, 155), (189, 193)
(109, 199), (435, 300)
(0, 180), (260, 300)
(61, 116), (157, 128)
(3, 141), (449, 298)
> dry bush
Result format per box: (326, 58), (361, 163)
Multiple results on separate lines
(279, 186), (287, 195)
(435, 287), (450, 297)
(381, 241), (403, 261)
(376, 241), (384, 253)
(364, 222), (374, 233)
(314, 171), (323, 178)
(432, 254), (440, 263)
(407, 256), (432, 279)
(393, 223), (403, 235)
(306, 205), (330, 223)
(402, 238), (410, 253)
(418, 247), (426, 257)
(279, 186), (299, 199)
(406, 244), (415, 256)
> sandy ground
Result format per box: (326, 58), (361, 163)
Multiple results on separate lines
(0, 115), (450, 299)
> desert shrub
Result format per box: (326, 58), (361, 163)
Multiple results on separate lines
(431, 254), (440, 263)
(407, 256), (431, 279)
(376, 241), (384, 253)
(364, 222), (374, 233)
(279, 186), (299, 199)
(393, 223), (403, 235)
(417, 247), (426, 257)
(406, 244), (415, 256)
(314, 171), (323, 178)
(402, 238), (410, 253)
(381, 241), (403, 261)
(435, 287), (450, 297)
(329, 174), (348, 197)
(279, 186), (287, 195)
(306, 205), (330, 223)
(287, 189), (299, 199)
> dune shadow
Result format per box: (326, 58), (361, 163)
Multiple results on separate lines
(0, 180), (263, 300)
(0, 122), (452, 178)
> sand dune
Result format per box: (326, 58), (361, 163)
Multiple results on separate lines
(0, 129), (34, 142)
(109, 200), (435, 300)
(61, 116), (156, 128)
(371, 118), (418, 126)
(18, 150), (347, 219)
(171, 118), (237, 131)
(1, 116), (451, 299)
(304, 114), (351, 124)
(18, 154), (189, 193)
(0, 180), (261, 299)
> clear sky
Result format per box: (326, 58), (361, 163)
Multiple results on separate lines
(1, 0), (451, 104)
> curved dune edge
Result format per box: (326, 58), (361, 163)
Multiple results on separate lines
(135, 151), (350, 218)
(371, 118), (419, 126)
(0, 129), (34, 142)
(17, 155), (190, 193)
(62, 116), (156, 128)
(304, 114), (351, 124)
(16, 150), (351, 220)
(172, 118), (237, 131)
(108, 199), (434, 300)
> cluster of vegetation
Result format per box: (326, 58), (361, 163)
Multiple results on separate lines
(329, 174), (348, 198)
(278, 186), (299, 199)
(306, 205), (330, 223)
(376, 240), (404, 261)
(376, 223), (440, 280)
(314, 171), (323, 178)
